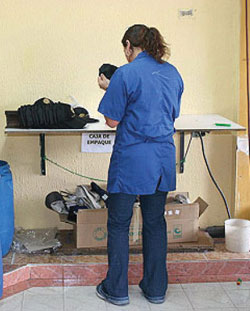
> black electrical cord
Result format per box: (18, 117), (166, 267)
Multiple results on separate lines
(198, 132), (231, 219)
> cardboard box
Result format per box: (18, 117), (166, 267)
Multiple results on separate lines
(60, 193), (208, 248)
(60, 203), (142, 248)
(165, 193), (208, 243)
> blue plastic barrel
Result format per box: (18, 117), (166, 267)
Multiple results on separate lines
(0, 243), (3, 298)
(0, 161), (14, 257)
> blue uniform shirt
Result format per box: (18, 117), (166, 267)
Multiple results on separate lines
(98, 51), (183, 195)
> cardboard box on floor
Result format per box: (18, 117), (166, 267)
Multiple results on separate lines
(60, 203), (142, 248)
(59, 193), (208, 248)
(76, 203), (143, 248)
(165, 192), (208, 243)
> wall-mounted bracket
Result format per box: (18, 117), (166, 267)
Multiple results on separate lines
(39, 133), (46, 175)
(179, 132), (185, 173)
(179, 131), (210, 174)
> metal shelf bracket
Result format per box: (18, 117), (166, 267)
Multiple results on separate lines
(39, 134), (46, 175)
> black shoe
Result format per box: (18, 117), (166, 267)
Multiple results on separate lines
(96, 283), (129, 306)
(139, 283), (165, 304)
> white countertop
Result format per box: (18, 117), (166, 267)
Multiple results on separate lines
(5, 114), (246, 134)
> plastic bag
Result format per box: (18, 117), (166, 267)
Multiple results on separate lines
(11, 227), (61, 253)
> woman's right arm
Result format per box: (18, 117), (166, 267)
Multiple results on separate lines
(98, 69), (128, 125)
(104, 116), (119, 128)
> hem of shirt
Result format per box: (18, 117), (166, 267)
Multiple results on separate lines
(158, 186), (176, 193)
(107, 186), (176, 196)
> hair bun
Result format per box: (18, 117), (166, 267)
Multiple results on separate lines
(122, 24), (170, 63)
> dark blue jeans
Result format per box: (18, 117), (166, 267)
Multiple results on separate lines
(102, 190), (168, 299)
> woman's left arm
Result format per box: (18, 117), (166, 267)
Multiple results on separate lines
(98, 74), (110, 91)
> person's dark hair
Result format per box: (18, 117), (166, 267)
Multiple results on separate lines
(121, 24), (170, 63)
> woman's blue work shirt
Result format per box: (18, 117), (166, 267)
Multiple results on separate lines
(98, 51), (183, 195)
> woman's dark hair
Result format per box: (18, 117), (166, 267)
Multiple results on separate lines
(121, 24), (170, 63)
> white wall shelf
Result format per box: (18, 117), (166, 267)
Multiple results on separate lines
(5, 114), (246, 175)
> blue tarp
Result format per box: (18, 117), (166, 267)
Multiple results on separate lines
(0, 244), (2, 298)
(0, 161), (14, 257)
(0, 160), (14, 299)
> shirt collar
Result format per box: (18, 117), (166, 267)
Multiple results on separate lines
(134, 51), (148, 61)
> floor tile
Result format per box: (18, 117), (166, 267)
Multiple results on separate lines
(23, 286), (64, 295)
(183, 288), (235, 310)
(221, 281), (250, 291)
(224, 289), (250, 308)
(128, 283), (182, 293)
(2, 283), (250, 311)
(128, 285), (140, 294)
(168, 283), (183, 291)
(181, 282), (223, 292)
(64, 286), (107, 311)
(150, 290), (193, 310)
(194, 308), (237, 311)
(22, 287), (64, 311)
(0, 292), (23, 311)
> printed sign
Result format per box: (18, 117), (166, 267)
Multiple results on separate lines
(81, 132), (115, 153)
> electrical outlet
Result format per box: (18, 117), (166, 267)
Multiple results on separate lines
(192, 131), (208, 138)
(178, 8), (196, 19)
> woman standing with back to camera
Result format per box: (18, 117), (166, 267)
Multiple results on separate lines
(96, 24), (183, 305)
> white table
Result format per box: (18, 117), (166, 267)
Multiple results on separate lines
(174, 114), (245, 132)
(5, 114), (245, 175)
(5, 114), (245, 133)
